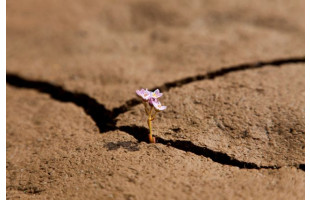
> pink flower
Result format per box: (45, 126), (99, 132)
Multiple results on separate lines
(136, 88), (151, 101)
(150, 89), (163, 99)
(149, 98), (167, 111)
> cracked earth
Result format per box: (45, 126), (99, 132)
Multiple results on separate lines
(6, 0), (305, 199)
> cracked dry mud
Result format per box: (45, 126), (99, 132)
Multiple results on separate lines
(7, 0), (304, 199)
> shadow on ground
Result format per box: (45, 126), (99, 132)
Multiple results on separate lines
(6, 56), (305, 171)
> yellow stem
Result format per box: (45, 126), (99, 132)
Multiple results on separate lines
(148, 107), (155, 143)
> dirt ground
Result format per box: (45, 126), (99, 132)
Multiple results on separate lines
(6, 0), (305, 199)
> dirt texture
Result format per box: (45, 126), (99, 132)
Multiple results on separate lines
(6, 0), (305, 199)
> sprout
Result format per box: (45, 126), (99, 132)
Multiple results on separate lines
(136, 88), (166, 143)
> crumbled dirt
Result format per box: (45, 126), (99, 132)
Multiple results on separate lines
(7, 0), (304, 199)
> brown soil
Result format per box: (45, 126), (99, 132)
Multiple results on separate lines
(7, 0), (305, 199)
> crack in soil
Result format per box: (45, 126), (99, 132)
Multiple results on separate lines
(6, 56), (305, 171)
(119, 126), (304, 171)
(112, 56), (305, 115)
(6, 74), (117, 132)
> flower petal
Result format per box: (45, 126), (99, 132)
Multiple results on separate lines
(151, 89), (163, 98)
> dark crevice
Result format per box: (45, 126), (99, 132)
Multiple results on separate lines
(6, 74), (117, 132)
(6, 56), (305, 171)
(298, 164), (305, 171)
(118, 125), (304, 171)
(112, 56), (305, 115)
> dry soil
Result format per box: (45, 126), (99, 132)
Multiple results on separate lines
(6, 0), (305, 199)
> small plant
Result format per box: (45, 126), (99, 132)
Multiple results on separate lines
(136, 89), (167, 143)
